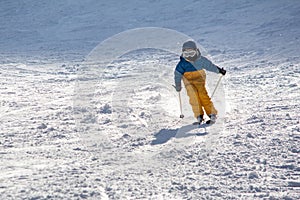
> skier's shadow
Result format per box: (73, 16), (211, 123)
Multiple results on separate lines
(151, 124), (208, 145)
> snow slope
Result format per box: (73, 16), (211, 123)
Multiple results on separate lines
(0, 0), (299, 199)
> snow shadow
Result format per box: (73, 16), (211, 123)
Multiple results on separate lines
(151, 129), (177, 145)
(151, 125), (208, 145)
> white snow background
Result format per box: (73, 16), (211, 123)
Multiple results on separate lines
(0, 0), (299, 199)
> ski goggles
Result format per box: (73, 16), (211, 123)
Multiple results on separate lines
(182, 49), (197, 57)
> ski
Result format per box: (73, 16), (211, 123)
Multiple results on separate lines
(192, 121), (212, 128)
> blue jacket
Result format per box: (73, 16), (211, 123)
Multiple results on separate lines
(174, 56), (220, 88)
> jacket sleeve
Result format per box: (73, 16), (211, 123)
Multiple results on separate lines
(174, 62), (184, 88)
(201, 57), (220, 74)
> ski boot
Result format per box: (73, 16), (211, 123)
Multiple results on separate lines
(206, 114), (217, 125)
(193, 115), (204, 125)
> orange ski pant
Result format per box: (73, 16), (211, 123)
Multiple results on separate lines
(183, 70), (217, 118)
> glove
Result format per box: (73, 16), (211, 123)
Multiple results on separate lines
(218, 67), (226, 76)
(175, 85), (182, 92)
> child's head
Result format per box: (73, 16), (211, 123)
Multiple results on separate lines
(182, 40), (201, 61)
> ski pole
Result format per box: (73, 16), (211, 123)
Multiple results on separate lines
(178, 92), (184, 118)
(211, 75), (223, 99)
(172, 85), (184, 118)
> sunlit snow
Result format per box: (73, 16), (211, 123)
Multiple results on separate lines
(0, 0), (299, 199)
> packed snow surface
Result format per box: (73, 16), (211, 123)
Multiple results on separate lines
(0, 0), (299, 199)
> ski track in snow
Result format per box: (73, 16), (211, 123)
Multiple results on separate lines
(1, 0), (300, 199)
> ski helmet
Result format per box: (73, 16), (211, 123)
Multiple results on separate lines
(182, 40), (197, 50)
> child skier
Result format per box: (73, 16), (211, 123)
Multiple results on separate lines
(174, 40), (226, 124)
